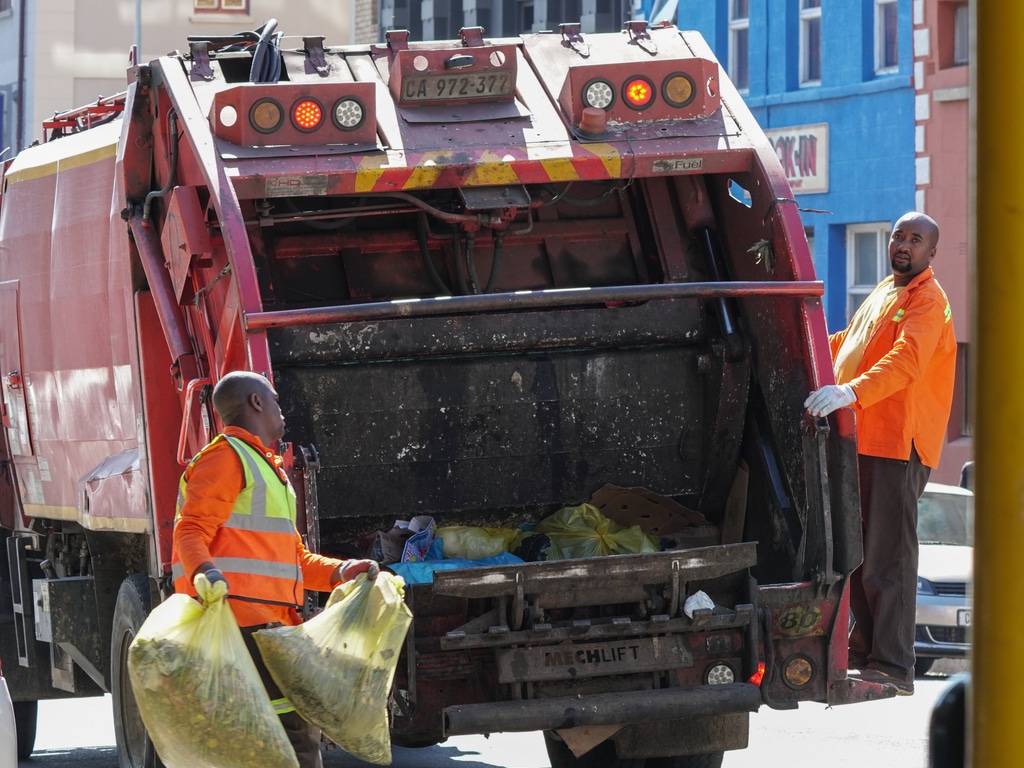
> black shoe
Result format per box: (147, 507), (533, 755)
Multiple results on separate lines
(851, 667), (914, 696)
(847, 654), (869, 671)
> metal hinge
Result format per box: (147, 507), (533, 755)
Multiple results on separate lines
(559, 23), (590, 58)
(625, 20), (658, 55)
(303, 36), (330, 77)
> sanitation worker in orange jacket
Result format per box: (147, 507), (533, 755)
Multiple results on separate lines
(804, 212), (956, 696)
(171, 370), (379, 768)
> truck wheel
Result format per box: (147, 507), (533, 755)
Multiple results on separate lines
(13, 700), (37, 759)
(915, 657), (935, 676)
(647, 753), (724, 768)
(542, 731), (645, 768)
(111, 574), (161, 768)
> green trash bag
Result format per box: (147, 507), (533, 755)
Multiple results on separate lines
(436, 525), (519, 559)
(534, 502), (659, 559)
(128, 573), (298, 768)
(254, 572), (413, 765)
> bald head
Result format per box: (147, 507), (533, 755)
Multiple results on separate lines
(211, 371), (274, 425)
(895, 212), (939, 247)
(211, 371), (286, 446)
(889, 212), (940, 286)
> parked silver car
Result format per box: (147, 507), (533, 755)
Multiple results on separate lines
(0, 656), (17, 768)
(915, 482), (973, 675)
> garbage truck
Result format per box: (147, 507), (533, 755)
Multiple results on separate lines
(0, 18), (892, 768)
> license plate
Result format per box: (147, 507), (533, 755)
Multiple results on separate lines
(495, 636), (692, 684)
(957, 609), (972, 627)
(402, 72), (514, 103)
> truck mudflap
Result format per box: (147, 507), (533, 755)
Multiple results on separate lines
(442, 682), (762, 736)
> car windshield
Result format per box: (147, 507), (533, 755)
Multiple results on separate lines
(917, 488), (974, 546)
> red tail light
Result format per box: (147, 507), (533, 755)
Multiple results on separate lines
(749, 662), (766, 686)
(291, 99), (324, 132)
(623, 76), (655, 110)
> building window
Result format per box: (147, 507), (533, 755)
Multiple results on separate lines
(729, 0), (750, 92)
(193, 0), (248, 13)
(937, 0), (969, 70)
(953, 3), (969, 65)
(846, 223), (889, 321)
(876, 0), (898, 72)
(519, 1), (534, 32)
(800, 0), (822, 85)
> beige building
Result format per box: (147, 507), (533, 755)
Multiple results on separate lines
(0, 0), (376, 155)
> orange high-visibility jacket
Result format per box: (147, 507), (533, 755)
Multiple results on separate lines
(171, 427), (341, 628)
(830, 266), (957, 469)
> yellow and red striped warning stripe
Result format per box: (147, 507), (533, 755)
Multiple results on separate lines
(349, 142), (623, 193)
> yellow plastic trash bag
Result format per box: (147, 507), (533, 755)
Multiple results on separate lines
(254, 572), (413, 765)
(127, 574), (298, 768)
(436, 525), (519, 559)
(535, 503), (659, 559)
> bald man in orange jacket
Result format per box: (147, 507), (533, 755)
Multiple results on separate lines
(805, 212), (957, 696)
(172, 370), (379, 767)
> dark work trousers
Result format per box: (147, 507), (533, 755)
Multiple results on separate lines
(242, 626), (324, 768)
(847, 445), (931, 682)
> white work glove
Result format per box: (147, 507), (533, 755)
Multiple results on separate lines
(336, 559), (381, 583)
(804, 384), (857, 417)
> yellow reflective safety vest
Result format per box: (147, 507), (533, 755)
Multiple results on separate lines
(171, 434), (303, 610)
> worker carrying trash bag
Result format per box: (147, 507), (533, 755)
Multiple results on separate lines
(170, 371), (380, 768)
(256, 572), (413, 765)
(128, 572), (299, 768)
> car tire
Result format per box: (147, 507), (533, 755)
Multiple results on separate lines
(12, 700), (37, 760)
(110, 574), (162, 768)
(915, 657), (936, 676)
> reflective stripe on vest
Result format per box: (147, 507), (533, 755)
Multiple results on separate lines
(271, 696), (296, 715)
(171, 435), (302, 605)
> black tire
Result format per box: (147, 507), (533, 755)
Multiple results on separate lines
(648, 753), (725, 768)
(111, 574), (162, 768)
(542, 731), (645, 768)
(13, 699), (37, 759)
(915, 657), (936, 676)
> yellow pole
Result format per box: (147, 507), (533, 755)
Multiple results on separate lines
(972, 2), (1024, 765)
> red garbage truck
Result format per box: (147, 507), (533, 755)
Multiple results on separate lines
(0, 19), (890, 768)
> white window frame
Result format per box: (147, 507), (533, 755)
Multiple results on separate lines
(800, 0), (822, 86)
(729, 0), (750, 93)
(846, 223), (890, 321)
(875, 0), (899, 73)
(193, 0), (248, 12)
(953, 3), (969, 65)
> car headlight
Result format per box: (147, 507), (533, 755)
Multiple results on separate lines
(917, 577), (936, 595)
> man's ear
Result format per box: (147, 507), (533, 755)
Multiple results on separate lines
(248, 391), (263, 412)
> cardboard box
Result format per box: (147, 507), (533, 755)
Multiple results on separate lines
(589, 484), (720, 548)
(370, 516), (436, 564)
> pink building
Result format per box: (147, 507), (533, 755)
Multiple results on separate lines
(915, 0), (971, 485)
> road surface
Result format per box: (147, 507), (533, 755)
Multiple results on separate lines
(19, 660), (965, 768)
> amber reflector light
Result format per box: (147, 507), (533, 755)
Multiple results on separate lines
(250, 98), (284, 133)
(663, 73), (697, 108)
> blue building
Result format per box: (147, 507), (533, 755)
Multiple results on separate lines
(677, 0), (916, 333)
